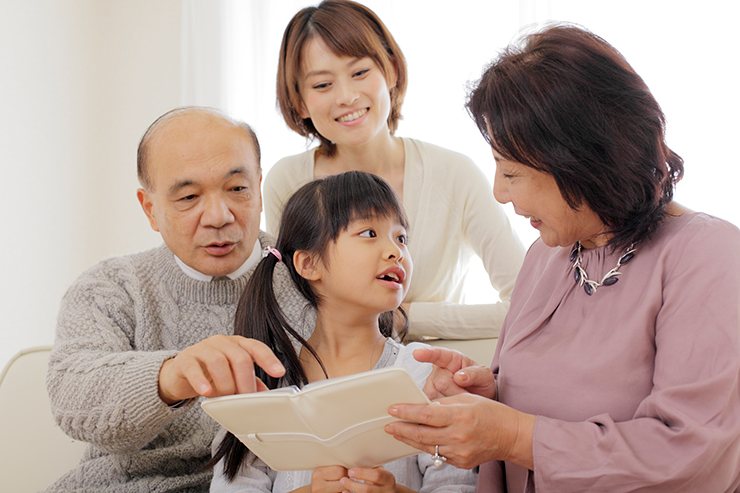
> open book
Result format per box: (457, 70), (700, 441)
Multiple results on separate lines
(201, 366), (430, 471)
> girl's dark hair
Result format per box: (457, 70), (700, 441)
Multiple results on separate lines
(211, 170), (409, 479)
(467, 23), (684, 250)
(276, 0), (407, 157)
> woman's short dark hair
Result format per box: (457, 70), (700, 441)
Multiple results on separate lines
(276, 0), (407, 157)
(467, 23), (684, 250)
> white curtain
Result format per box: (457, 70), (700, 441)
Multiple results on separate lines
(181, 0), (228, 108)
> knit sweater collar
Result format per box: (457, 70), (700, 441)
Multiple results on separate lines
(152, 231), (276, 305)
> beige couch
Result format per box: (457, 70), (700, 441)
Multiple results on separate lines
(0, 338), (496, 491)
(0, 346), (87, 492)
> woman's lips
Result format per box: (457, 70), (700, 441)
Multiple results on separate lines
(336, 108), (368, 123)
(521, 214), (542, 229)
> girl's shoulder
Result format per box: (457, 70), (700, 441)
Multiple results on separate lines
(391, 341), (433, 389)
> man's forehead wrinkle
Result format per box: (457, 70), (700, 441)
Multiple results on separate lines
(168, 178), (196, 195)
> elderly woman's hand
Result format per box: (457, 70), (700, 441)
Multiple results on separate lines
(385, 393), (536, 471)
(412, 346), (497, 401)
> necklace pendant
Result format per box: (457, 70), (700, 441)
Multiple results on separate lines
(571, 241), (635, 295)
(621, 252), (635, 264)
(603, 276), (619, 286)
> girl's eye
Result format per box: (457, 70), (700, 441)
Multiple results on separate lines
(359, 229), (376, 238)
(397, 234), (407, 245)
(353, 69), (369, 78)
(312, 82), (330, 90)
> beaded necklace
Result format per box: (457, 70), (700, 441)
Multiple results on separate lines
(570, 241), (636, 295)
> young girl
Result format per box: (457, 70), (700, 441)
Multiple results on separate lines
(264, 0), (525, 341)
(210, 171), (476, 492)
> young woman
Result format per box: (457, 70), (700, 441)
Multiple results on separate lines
(264, 0), (525, 340)
(210, 171), (476, 492)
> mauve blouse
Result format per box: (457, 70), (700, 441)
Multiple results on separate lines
(477, 212), (740, 493)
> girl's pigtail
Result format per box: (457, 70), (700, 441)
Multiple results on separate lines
(237, 252), (308, 389)
(209, 250), (314, 480)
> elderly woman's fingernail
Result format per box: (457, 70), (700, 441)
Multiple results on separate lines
(457, 371), (469, 382)
(389, 407), (398, 415)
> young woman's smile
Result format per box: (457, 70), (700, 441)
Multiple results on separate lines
(298, 38), (396, 149)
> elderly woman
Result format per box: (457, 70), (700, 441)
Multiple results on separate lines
(385, 24), (740, 492)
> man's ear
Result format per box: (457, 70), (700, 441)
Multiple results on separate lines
(293, 250), (322, 281)
(259, 171), (263, 212)
(137, 188), (160, 232)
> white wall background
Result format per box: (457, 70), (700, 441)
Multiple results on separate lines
(2, 0), (738, 369)
(0, 0), (182, 368)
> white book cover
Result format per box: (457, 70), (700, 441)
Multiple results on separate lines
(201, 366), (430, 471)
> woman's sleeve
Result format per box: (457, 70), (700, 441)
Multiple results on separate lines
(531, 221), (740, 491)
(407, 158), (525, 339)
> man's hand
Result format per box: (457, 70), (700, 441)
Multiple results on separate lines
(158, 335), (285, 404)
(413, 346), (496, 400)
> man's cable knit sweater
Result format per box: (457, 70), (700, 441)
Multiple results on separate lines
(45, 232), (314, 492)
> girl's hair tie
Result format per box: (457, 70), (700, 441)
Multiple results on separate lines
(261, 246), (282, 262)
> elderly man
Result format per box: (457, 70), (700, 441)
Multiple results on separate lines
(46, 107), (313, 491)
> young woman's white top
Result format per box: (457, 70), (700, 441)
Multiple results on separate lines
(264, 138), (525, 339)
